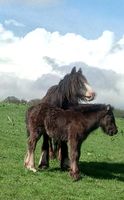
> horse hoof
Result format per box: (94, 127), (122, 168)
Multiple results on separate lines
(61, 165), (69, 171)
(49, 151), (55, 159)
(61, 158), (70, 171)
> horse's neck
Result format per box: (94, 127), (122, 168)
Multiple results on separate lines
(41, 87), (62, 106)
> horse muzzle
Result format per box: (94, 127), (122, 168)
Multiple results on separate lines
(85, 91), (96, 101)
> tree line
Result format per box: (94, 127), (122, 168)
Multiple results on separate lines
(1, 96), (124, 118)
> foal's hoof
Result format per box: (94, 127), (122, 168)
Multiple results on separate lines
(29, 167), (37, 173)
(24, 162), (37, 172)
(70, 171), (81, 181)
(25, 165), (37, 173)
(38, 163), (49, 170)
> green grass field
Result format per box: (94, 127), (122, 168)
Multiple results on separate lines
(0, 103), (124, 200)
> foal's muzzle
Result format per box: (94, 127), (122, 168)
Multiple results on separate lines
(108, 127), (118, 136)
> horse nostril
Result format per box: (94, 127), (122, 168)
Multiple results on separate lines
(89, 92), (96, 100)
(85, 91), (96, 100)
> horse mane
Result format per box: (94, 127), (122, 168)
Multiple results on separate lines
(41, 66), (85, 107)
(58, 67), (88, 102)
(38, 103), (112, 115)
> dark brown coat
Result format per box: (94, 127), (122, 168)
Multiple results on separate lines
(25, 103), (117, 180)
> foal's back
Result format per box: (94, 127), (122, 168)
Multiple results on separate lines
(44, 108), (84, 141)
(44, 104), (104, 140)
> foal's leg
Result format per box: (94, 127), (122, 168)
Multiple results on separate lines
(49, 138), (55, 159)
(69, 138), (81, 181)
(49, 139), (59, 159)
(38, 133), (49, 169)
(24, 128), (41, 172)
(60, 141), (70, 170)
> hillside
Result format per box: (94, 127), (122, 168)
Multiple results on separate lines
(0, 103), (124, 200)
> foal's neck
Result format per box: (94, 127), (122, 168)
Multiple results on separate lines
(84, 109), (104, 132)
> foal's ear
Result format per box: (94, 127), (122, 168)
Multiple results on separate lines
(71, 66), (76, 74)
(106, 104), (112, 111)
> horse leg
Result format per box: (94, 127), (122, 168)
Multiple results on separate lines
(60, 141), (70, 170)
(68, 138), (81, 181)
(24, 129), (41, 172)
(38, 133), (49, 169)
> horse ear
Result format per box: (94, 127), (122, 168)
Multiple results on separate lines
(71, 66), (76, 74)
(78, 68), (82, 74)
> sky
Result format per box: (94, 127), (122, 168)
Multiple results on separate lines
(0, 0), (124, 108)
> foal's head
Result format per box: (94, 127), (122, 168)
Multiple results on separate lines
(99, 105), (118, 136)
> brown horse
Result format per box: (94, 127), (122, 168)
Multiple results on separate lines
(40, 66), (95, 165)
(24, 103), (118, 180)
(41, 66), (95, 107)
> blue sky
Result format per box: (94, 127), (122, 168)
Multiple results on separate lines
(0, 0), (124, 78)
(0, 0), (124, 107)
(0, 0), (124, 39)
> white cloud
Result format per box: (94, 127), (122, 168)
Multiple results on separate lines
(4, 19), (25, 27)
(0, 24), (124, 81)
(0, 64), (124, 109)
(0, 23), (18, 43)
(0, 24), (123, 108)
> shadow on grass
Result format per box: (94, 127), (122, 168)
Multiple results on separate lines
(46, 162), (124, 182)
(79, 161), (124, 182)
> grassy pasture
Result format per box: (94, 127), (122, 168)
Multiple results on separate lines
(0, 103), (124, 200)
